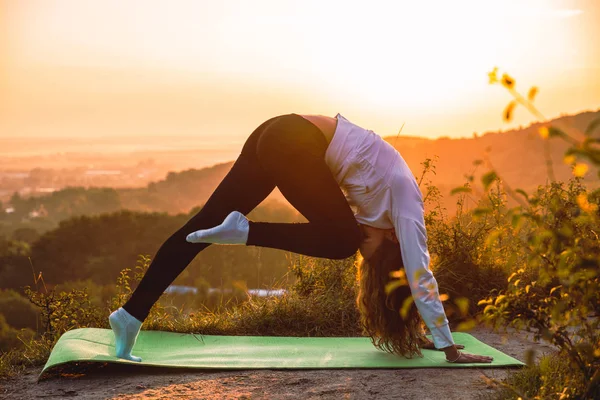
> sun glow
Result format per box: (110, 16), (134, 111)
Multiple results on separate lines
(2, 0), (598, 139)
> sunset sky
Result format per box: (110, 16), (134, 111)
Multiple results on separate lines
(1, 0), (599, 143)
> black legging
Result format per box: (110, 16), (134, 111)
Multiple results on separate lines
(122, 113), (362, 321)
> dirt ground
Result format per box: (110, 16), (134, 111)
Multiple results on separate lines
(0, 327), (555, 400)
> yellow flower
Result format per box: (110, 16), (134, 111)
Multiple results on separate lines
(573, 163), (589, 177)
(539, 126), (549, 139)
(577, 193), (598, 213)
(488, 67), (498, 84)
(501, 73), (515, 89)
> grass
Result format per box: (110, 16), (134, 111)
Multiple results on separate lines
(0, 333), (55, 379)
(484, 352), (591, 400)
(0, 255), (361, 379)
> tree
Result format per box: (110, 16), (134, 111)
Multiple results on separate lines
(0, 289), (39, 330)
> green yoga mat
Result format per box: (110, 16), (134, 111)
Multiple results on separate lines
(39, 328), (523, 379)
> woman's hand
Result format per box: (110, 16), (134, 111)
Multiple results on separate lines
(442, 345), (493, 363)
(420, 337), (464, 351)
(447, 351), (494, 363)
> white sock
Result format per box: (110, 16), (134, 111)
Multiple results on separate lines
(108, 307), (143, 362)
(186, 211), (249, 245)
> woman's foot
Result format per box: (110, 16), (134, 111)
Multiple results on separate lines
(108, 307), (143, 362)
(186, 211), (249, 245)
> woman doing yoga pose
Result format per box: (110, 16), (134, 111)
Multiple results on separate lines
(109, 113), (493, 364)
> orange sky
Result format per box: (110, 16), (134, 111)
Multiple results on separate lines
(1, 0), (599, 143)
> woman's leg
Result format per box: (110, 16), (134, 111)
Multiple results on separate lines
(111, 113), (360, 361)
(245, 114), (362, 259)
(121, 115), (284, 322)
(186, 114), (362, 258)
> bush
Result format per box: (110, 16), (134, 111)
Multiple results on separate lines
(487, 352), (589, 400)
(477, 70), (600, 399)
(54, 279), (108, 309)
(426, 181), (513, 318)
(23, 284), (104, 340)
(176, 254), (362, 337)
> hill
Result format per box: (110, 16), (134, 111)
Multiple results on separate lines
(383, 109), (600, 192)
(2, 109), (599, 231)
(119, 108), (599, 215)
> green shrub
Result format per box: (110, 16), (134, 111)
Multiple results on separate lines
(426, 181), (513, 318)
(54, 279), (110, 309)
(23, 282), (104, 340)
(477, 69), (600, 399)
(0, 328), (54, 378)
(487, 352), (589, 400)
(173, 255), (362, 337)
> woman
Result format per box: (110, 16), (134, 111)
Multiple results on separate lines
(109, 113), (493, 364)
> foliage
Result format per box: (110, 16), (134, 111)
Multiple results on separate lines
(107, 254), (177, 327)
(0, 289), (40, 330)
(424, 172), (515, 319)
(54, 279), (114, 309)
(0, 267), (104, 378)
(180, 255), (362, 338)
(476, 69), (600, 399)
(0, 326), (54, 378)
(29, 210), (185, 285)
(111, 253), (361, 337)
(0, 236), (32, 290)
(0, 314), (35, 353)
(7, 187), (122, 223)
(485, 353), (588, 400)
(0, 205), (297, 293)
(23, 284), (103, 340)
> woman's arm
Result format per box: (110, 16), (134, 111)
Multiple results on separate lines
(388, 157), (493, 363)
(393, 214), (493, 363)
(393, 215), (455, 349)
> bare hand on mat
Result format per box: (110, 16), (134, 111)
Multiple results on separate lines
(419, 337), (465, 351)
(441, 345), (494, 363)
(421, 338), (493, 363)
(445, 351), (494, 363)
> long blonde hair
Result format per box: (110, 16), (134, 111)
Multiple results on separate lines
(356, 237), (426, 357)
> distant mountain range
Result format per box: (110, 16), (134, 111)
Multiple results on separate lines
(3, 109), (599, 219)
(124, 108), (599, 216)
(381, 109), (600, 194)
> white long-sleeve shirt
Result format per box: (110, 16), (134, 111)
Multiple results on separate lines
(324, 113), (454, 349)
